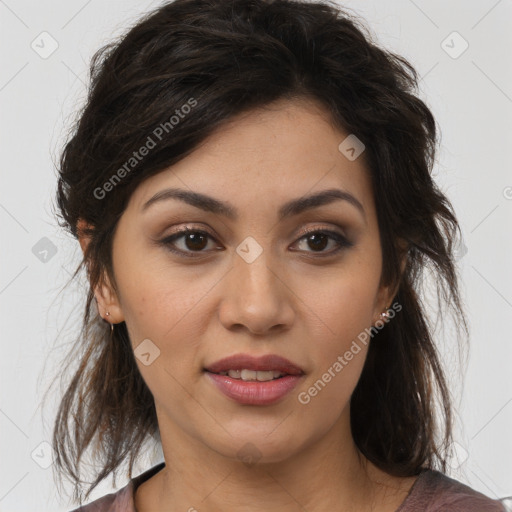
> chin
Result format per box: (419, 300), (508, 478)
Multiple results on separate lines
(202, 429), (307, 466)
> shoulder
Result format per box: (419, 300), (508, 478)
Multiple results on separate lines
(67, 482), (134, 512)
(67, 462), (166, 512)
(67, 483), (133, 512)
(398, 469), (507, 512)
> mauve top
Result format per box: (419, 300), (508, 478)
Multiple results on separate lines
(70, 462), (507, 511)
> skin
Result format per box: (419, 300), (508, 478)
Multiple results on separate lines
(78, 97), (414, 511)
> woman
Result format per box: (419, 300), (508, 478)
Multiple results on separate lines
(51, 0), (506, 510)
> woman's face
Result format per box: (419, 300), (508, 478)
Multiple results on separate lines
(97, 98), (395, 464)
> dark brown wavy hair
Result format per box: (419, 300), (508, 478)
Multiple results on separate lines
(48, 0), (469, 504)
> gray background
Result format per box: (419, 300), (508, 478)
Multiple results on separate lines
(0, 0), (511, 510)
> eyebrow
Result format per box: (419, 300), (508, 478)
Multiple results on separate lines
(141, 187), (366, 222)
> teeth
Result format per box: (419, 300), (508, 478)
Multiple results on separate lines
(218, 369), (285, 381)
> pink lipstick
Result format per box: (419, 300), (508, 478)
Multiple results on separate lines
(204, 353), (305, 405)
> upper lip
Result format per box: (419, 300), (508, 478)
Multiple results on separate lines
(204, 354), (304, 376)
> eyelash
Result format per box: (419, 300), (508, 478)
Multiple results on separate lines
(159, 226), (353, 258)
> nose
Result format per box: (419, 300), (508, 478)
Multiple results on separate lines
(218, 249), (295, 336)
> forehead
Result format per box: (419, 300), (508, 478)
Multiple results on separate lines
(127, 98), (374, 220)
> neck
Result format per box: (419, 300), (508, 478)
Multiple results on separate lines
(137, 408), (407, 512)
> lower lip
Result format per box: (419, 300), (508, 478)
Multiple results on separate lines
(205, 371), (303, 405)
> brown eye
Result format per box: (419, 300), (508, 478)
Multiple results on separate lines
(160, 227), (353, 259)
(292, 229), (353, 255)
(161, 229), (220, 257)
(305, 232), (329, 251)
(181, 231), (209, 251)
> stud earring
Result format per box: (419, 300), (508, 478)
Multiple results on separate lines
(105, 310), (114, 336)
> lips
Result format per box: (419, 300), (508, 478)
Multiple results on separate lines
(204, 353), (304, 376)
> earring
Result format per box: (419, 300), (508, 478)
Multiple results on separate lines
(380, 305), (391, 320)
(105, 311), (114, 335)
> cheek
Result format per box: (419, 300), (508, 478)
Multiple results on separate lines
(294, 280), (374, 427)
(115, 259), (215, 391)
(304, 285), (372, 392)
(115, 252), (205, 342)
(294, 264), (380, 351)
(290, 256), (380, 411)
(117, 268), (209, 413)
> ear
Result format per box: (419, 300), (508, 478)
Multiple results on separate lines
(372, 239), (408, 326)
(76, 218), (125, 324)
